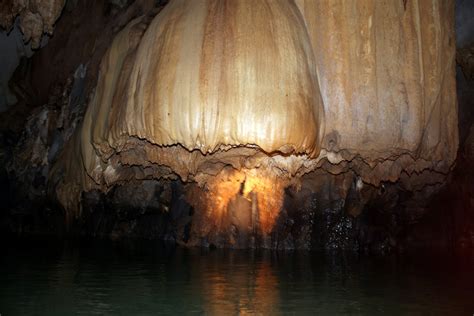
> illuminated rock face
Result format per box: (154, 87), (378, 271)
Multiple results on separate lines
(77, 0), (324, 184)
(297, 0), (458, 183)
(54, 0), (458, 240)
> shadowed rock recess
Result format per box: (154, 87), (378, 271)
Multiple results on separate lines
(1, 0), (468, 251)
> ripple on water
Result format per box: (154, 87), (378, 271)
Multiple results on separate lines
(0, 241), (473, 315)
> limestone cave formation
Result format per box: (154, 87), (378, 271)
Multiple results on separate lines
(0, 0), (472, 252)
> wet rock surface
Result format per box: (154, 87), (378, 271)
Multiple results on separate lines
(0, 0), (472, 252)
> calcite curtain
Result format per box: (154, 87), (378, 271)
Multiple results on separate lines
(53, 0), (457, 216)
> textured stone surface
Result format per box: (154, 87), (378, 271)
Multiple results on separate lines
(75, 0), (325, 186)
(1, 0), (463, 250)
(297, 0), (458, 178)
(0, 0), (468, 252)
(0, 0), (65, 48)
(55, 0), (457, 216)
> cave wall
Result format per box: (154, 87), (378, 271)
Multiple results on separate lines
(456, 0), (474, 49)
(60, 0), (457, 193)
(49, 0), (458, 236)
(0, 0), (168, 233)
(0, 0), (470, 251)
(0, 0), (65, 112)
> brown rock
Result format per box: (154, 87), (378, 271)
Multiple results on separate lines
(53, 0), (458, 219)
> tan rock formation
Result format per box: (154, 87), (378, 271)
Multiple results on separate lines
(53, 0), (458, 221)
(296, 0), (458, 179)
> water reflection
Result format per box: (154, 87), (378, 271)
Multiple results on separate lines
(0, 239), (473, 315)
(198, 252), (279, 314)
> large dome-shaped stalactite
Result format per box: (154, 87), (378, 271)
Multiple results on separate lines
(51, 0), (458, 247)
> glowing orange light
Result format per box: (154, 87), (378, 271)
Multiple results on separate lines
(204, 169), (285, 235)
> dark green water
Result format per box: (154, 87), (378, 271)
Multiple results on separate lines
(1, 239), (473, 315)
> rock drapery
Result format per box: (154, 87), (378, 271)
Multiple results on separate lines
(297, 0), (457, 175)
(52, 0), (458, 239)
